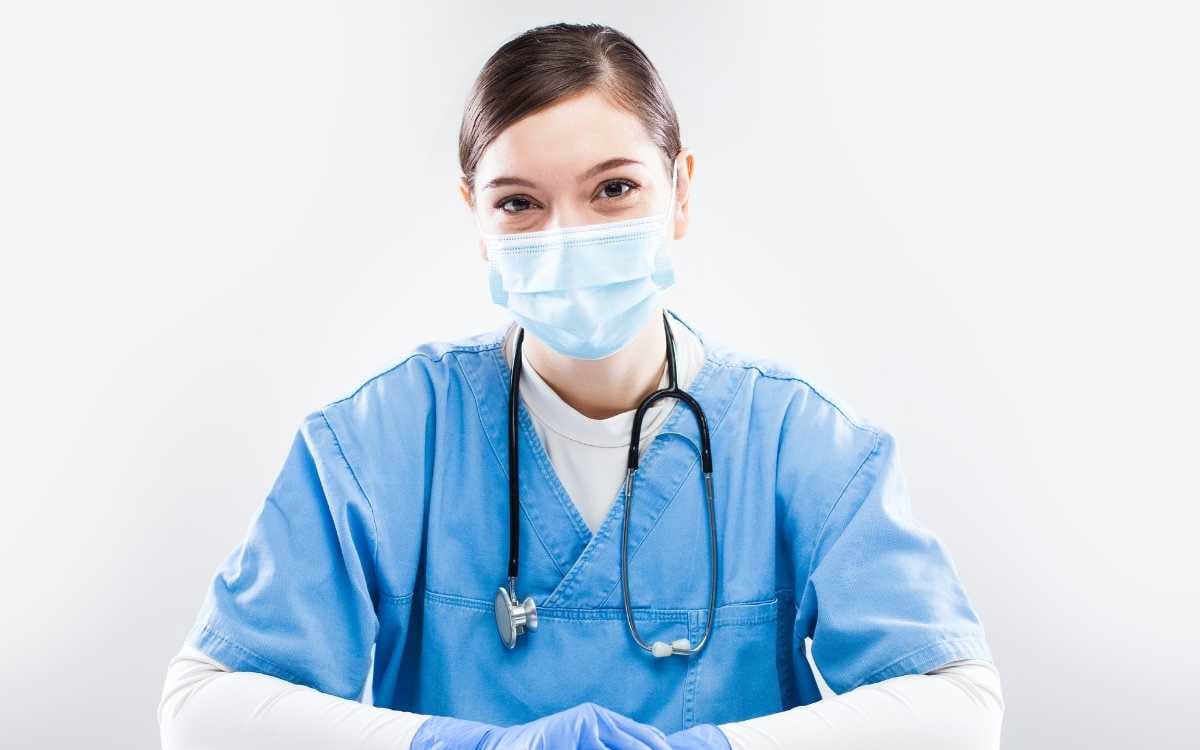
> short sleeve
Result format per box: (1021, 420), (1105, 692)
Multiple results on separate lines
(797, 428), (994, 695)
(184, 409), (380, 700)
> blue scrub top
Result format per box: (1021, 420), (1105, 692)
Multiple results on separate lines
(185, 307), (994, 733)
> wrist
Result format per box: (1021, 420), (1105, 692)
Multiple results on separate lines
(410, 715), (497, 750)
(666, 722), (732, 750)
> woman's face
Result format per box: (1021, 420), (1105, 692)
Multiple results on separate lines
(461, 89), (691, 261)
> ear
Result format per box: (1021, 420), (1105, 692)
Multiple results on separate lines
(459, 177), (488, 262)
(671, 149), (695, 241)
(458, 175), (474, 210)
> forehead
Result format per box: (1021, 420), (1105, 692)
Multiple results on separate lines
(475, 89), (659, 182)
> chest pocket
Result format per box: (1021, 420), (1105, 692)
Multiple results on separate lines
(396, 588), (795, 733)
(685, 592), (799, 726)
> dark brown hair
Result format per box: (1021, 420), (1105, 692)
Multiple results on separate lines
(458, 23), (682, 204)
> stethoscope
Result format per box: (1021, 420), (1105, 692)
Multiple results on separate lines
(494, 310), (719, 658)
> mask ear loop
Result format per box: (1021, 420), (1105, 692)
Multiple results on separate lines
(663, 156), (680, 238)
(472, 190), (494, 253)
(651, 156), (681, 284)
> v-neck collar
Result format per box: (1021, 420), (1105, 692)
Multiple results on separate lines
(456, 307), (749, 609)
(499, 316), (699, 450)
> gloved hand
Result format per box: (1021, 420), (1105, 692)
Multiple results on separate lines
(663, 723), (732, 750)
(410, 701), (673, 750)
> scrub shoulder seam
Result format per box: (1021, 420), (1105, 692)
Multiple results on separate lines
(704, 353), (876, 437)
(323, 341), (501, 409)
(797, 427), (884, 611)
(314, 409), (384, 601)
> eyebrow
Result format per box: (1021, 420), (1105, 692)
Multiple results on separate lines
(479, 157), (645, 192)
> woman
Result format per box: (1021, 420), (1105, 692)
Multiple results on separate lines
(159, 23), (1005, 750)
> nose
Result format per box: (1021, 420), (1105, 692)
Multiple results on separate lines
(542, 209), (594, 231)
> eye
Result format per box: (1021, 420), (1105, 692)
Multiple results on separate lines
(596, 179), (639, 201)
(496, 195), (540, 214)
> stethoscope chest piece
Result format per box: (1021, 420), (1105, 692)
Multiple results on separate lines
(494, 586), (538, 649)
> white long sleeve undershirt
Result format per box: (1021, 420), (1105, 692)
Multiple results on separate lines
(719, 658), (1004, 749)
(158, 645), (1003, 749)
(160, 313), (1004, 748)
(158, 644), (431, 749)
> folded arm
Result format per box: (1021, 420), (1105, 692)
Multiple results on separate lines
(717, 658), (1005, 750)
(158, 643), (433, 750)
(159, 644), (1002, 750)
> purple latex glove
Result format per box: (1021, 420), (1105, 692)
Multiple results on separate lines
(664, 723), (732, 750)
(410, 701), (673, 750)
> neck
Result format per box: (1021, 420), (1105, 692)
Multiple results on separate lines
(520, 306), (670, 420)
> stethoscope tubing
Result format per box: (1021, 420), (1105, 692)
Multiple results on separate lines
(619, 313), (718, 655)
(506, 311), (719, 657)
(507, 326), (525, 597)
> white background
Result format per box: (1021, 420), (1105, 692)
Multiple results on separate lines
(2, 2), (1197, 748)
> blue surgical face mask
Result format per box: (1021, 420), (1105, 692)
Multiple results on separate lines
(480, 158), (679, 360)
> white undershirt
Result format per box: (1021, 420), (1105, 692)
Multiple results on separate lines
(158, 314), (1006, 749)
(500, 312), (705, 534)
